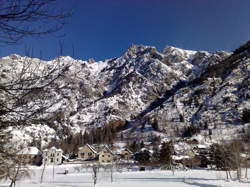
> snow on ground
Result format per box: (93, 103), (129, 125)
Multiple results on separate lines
(0, 164), (250, 187)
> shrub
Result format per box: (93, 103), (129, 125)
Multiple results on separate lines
(159, 142), (174, 166)
(210, 141), (243, 170)
(242, 109), (250, 123)
(182, 125), (200, 137)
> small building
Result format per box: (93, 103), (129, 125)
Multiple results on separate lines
(119, 148), (133, 160)
(99, 146), (115, 163)
(43, 147), (63, 165)
(17, 147), (42, 166)
(193, 144), (210, 155)
(78, 144), (98, 161)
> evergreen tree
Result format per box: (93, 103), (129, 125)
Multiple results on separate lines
(134, 150), (150, 164)
(152, 146), (160, 164)
(151, 136), (161, 146)
(103, 126), (113, 144)
(140, 141), (145, 149)
(129, 141), (139, 152)
(159, 142), (174, 166)
(182, 125), (200, 137)
(151, 119), (159, 131)
(83, 131), (89, 144)
(120, 132), (124, 141)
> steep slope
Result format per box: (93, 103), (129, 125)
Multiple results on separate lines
(142, 41), (250, 140)
(1, 43), (243, 146)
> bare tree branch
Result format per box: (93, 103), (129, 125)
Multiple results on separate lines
(0, 0), (71, 44)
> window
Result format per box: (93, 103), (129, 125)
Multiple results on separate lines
(81, 153), (84, 157)
(57, 159), (59, 162)
(107, 160), (111, 162)
(88, 152), (92, 156)
(102, 155), (105, 157)
(57, 153), (59, 156)
(108, 155), (110, 157)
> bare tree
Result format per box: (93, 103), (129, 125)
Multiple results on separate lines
(210, 140), (244, 181)
(104, 164), (114, 183)
(0, 0), (70, 180)
(0, 0), (70, 44)
(3, 154), (30, 187)
(40, 162), (46, 184)
(242, 125), (250, 179)
(92, 165), (99, 187)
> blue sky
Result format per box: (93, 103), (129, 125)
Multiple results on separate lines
(1, 0), (250, 61)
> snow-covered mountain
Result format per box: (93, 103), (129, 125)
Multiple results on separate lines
(1, 41), (249, 146)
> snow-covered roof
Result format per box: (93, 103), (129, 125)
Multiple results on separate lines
(172, 155), (190, 161)
(79, 144), (98, 154)
(123, 148), (133, 154)
(195, 144), (208, 149)
(116, 148), (133, 155)
(43, 146), (63, 152)
(88, 144), (97, 153)
(17, 147), (41, 155)
(101, 145), (114, 155)
(62, 155), (68, 160)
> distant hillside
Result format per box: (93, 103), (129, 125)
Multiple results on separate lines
(1, 41), (249, 146)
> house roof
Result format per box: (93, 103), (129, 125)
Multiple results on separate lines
(195, 144), (208, 149)
(17, 147), (41, 155)
(123, 148), (133, 154)
(79, 144), (98, 154)
(116, 148), (133, 154)
(113, 148), (132, 154)
(43, 146), (63, 152)
(101, 145), (114, 155)
(62, 155), (68, 160)
(172, 155), (190, 161)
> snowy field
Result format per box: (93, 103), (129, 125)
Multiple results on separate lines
(1, 164), (250, 187)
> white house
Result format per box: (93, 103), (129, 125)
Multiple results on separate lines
(43, 147), (63, 165)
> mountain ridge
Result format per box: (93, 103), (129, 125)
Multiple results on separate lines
(1, 42), (249, 147)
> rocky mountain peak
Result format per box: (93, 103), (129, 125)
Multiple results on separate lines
(1, 42), (248, 147)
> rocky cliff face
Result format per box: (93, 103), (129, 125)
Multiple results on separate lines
(1, 41), (249, 145)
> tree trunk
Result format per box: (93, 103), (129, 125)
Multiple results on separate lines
(40, 163), (46, 184)
(9, 180), (15, 187)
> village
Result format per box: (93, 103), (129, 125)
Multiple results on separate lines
(3, 135), (250, 187)
(16, 138), (219, 170)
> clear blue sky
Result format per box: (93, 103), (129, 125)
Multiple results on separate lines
(1, 0), (250, 61)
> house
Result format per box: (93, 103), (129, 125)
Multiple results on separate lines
(17, 146), (42, 166)
(78, 144), (98, 161)
(118, 148), (133, 160)
(99, 146), (115, 163)
(193, 144), (210, 155)
(43, 147), (63, 165)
